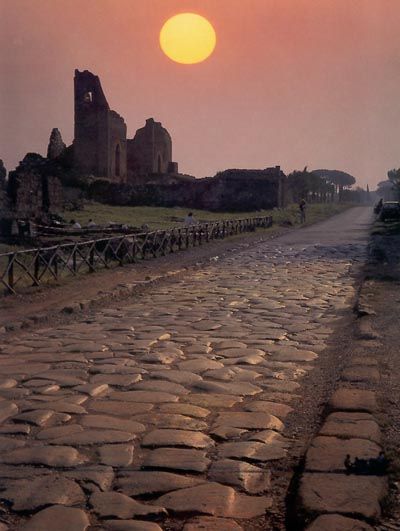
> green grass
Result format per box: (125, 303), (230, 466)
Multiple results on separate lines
(68, 202), (352, 231)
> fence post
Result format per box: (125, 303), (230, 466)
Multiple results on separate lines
(54, 252), (58, 280)
(7, 255), (14, 292)
(34, 253), (40, 285)
(89, 245), (95, 272)
(73, 246), (77, 273)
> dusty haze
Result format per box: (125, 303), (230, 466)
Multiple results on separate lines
(1, 0), (400, 187)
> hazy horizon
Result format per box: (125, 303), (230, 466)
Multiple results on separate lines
(1, 0), (400, 187)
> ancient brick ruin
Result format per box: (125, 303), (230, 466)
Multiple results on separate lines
(74, 70), (128, 182)
(127, 118), (178, 180)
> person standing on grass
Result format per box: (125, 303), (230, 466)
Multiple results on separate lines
(184, 212), (196, 226)
(299, 199), (307, 223)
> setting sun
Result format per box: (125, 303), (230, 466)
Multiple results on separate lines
(160, 13), (216, 65)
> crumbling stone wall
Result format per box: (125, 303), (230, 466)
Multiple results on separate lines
(73, 70), (127, 182)
(127, 118), (178, 180)
(7, 154), (63, 219)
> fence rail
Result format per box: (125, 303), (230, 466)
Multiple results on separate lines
(0, 217), (272, 295)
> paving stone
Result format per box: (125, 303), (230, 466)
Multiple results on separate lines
(306, 436), (381, 472)
(133, 380), (189, 395)
(134, 413), (207, 431)
(210, 426), (248, 440)
(143, 448), (211, 473)
(116, 471), (206, 496)
(0, 378), (17, 389)
(244, 400), (293, 419)
(208, 458), (271, 493)
(110, 391), (179, 403)
(104, 521), (163, 531)
(19, 400), (87, 415)
(64, 465), (114, 491)
(342, 367), (380, 383)
(0, 424), (30, 435)
(90, 491), (166, 518)
(0, 436), (25, 451)
(80, 415), (145, 433)
(328, 389), (378, 413)
(14, 409), (69, 426)
(214, 348), (266, 358)
(98, 444), (134, 466)
(158, 403), (210, 418)
(223, 354), (265, 366)
(319, 412), (381, 443)
(212, 340), (248, 350)
(142, 429), (214, 449)
(306, 514), (375, 531)
(269, 348), (318, 362)
(214, 412), (283, 431)
(193, 380), (262, 396)
(184, 394), (242, 408)
(192, 321), (221, 331)
(91, 374), (142, 386)
(88, 400), (153, 416)
(74, 383), (109, 396)
(141, 352), (179, 364)
(258, 379), (301, 393)
(151, 370), (203, 385)
(36, 424), (83, 440)
(1, 475), (85, 511)
(50, 428), (134, 445)
(248, 430), (291, 447)
(0, 401), (18, 423)
(156, 482), (271, 518)
(0, 445), (87, 466)
(218, 441), (287, 462)
(18, 505), (90, 531)
(203, 367), (261, 382)
(178, 359), (224, 373)
(183, 517), (243, 531)
(298, 473), (387, 521)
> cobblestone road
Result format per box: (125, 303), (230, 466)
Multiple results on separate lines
(0, 208), (372, 530)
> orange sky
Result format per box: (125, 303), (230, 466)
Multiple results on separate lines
(1, 0), (400, 187)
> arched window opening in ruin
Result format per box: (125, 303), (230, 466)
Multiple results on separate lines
(158, 154), (162, 173)
(83, 91), (93, 103)
(115, 144), (121, 177)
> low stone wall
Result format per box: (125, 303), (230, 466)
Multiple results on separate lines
(88, 168), (288, 212)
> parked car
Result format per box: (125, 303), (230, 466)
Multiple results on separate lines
(379, 201), (400, 222)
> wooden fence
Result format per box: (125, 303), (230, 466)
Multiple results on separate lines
(0, 217), (272, 295)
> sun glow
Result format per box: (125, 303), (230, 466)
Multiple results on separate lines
(160, 13), (216, 65)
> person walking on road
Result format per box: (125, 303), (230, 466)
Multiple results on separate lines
(299, 199), (307, 224)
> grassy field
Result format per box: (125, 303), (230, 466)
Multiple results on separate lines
(69, 202), (352, 231)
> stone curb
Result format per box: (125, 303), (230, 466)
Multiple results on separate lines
(296, 284), (389, 530)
